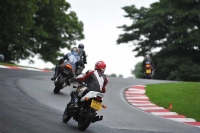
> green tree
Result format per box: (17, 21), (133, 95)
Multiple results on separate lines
(118, 74), (123, 78)
(132, 62), (143, 78)
(31, 0), (84, 64)
(117, 0), (200, 81)
(0, 0), (84, 64)
(0, 1), (38, 62)
(109, 73), (117, 77)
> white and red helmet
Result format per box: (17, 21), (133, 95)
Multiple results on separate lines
(95, 61), (106, 72)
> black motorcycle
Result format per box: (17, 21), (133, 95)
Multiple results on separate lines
(53, 63), (74, 94)
(53, 61), (85, 94)
(62, 81), (106, 131)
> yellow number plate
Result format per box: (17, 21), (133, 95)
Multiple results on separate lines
(146, 69), (151, 74)
(90, 99), (102, 111)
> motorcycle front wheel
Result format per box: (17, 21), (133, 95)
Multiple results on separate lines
(63, 107), (71, 123)
(53, 86), (61, 94)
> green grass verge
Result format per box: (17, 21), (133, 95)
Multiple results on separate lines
(146, 82), (200, 121)
(0, 62), (32, 68)
(0, 62), (17, 66)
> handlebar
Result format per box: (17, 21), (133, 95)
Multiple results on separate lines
(72, 81), (87, 88)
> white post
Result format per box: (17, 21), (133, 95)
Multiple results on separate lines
(0, 54), (4, 61)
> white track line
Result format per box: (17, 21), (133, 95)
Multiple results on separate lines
(151, 112), (178, 115)
(0, 65), (52, 72)
(167, 118), (196, 122)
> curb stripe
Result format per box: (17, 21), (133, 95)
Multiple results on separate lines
(184, 122), (200, 126)
(167, 118), (196, 122)
(138, 107), (165, 110)
(128, 101), (151, 103)
(145, 109), (170, 112)
(124, 85), (200, 128)
(126, 97), (149, 100)
(6, 66), (24, 70)
(0, 65), (52, 72)
(125, 94), (146, 96)
(151, 112), (178, 115)
(131, 103), (156, 106)
(159, 115), (186, 118)
(0, 65), (10, 68)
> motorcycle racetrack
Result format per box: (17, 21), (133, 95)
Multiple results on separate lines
(0, 67), (200, 133)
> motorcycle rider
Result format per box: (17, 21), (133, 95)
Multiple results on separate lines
(77, 44), (87, 73)
(142, 54), (154, 76)
(51, 47), (80, 81)
(69, 61), (108, 108)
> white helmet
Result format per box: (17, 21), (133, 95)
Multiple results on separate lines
(145, 54), (150, 60)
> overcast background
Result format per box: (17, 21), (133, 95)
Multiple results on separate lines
(19, 0), (158, 78)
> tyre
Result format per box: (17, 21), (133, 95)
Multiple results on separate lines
(78, 109), (94, 131)
(63, 107), (71, 123)
(53, 86), (61, 94)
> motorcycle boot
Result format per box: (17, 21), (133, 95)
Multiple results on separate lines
(69, 97), (78, 109)
(51, 76), (56, 81)
(69, 92), (79, 109)
(51, 72), (58, 81)
(51, 65), (59, 81)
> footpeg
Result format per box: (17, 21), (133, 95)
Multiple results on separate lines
(92, 115), (103, 123)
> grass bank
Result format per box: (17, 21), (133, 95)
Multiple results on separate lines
(146, 82), (200, 121)
(0, 62), (53, 70)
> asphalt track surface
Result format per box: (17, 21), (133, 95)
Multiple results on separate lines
(0, 68), (200, 133)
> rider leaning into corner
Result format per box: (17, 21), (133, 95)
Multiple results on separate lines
(51, 47), (80, 81)
(69, 61), (108, 108)
(142, 54), (155, 75)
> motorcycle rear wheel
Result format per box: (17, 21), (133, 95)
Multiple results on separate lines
(63, 107), (71, 123)
(78, 109), (94, 131)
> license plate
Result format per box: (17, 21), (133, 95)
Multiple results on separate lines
(63, 69), (69, 74)
(146, 69), (151, 74)
(90, 99), (102, 111)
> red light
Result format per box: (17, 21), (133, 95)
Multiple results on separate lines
(85, 97), (89, 101)
(146, 64), (150, 68)
(96, 96), (102, 101)
(102, 105), (106, 109)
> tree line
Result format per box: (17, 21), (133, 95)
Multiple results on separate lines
(1, 0), (200, 81)
(0, 0), (84, 64)
(117, 0), (200, 81)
